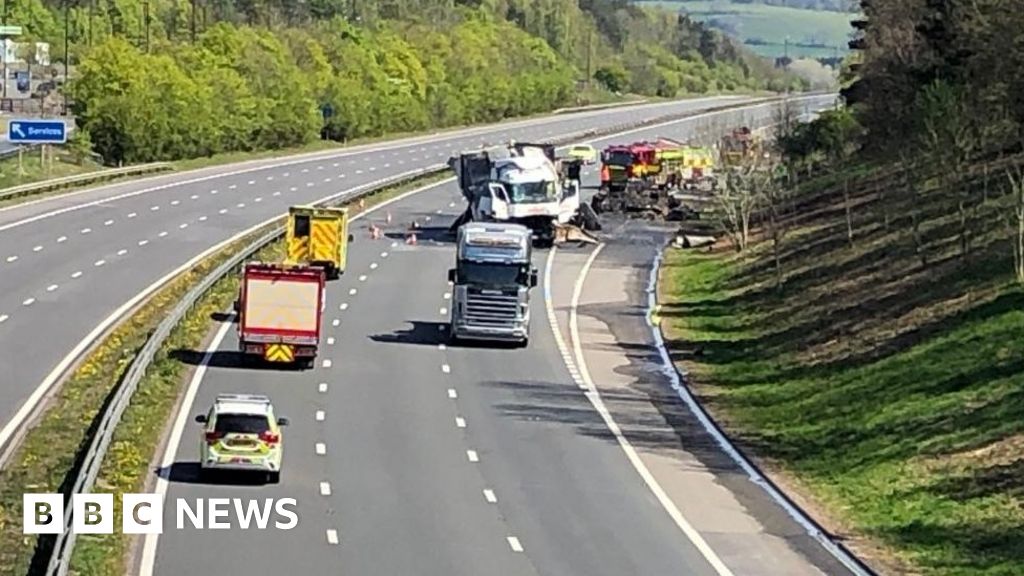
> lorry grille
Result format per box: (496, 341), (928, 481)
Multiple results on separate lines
(465, 290), (519, 327)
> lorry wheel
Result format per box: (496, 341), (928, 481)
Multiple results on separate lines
(266, 471), (280, 484)
(518, 337), (529, 348)
(327, 267), (340, 281)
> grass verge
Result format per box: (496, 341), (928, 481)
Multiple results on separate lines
(659, 161), (1024, 574)
(0, 171), (450, 576)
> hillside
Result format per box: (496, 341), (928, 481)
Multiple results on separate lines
(6, 0), (803, 165)
(640, 0), (855, 59)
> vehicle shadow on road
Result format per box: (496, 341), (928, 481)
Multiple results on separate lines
(156, 462), (269, 486)
(383, 226), (456, 244)
(369, 321), (449, 346)
(170, 349), (308, 372)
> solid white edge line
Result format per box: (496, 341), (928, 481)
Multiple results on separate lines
(139, 317), (234, 576)
(0, 172), (458, 455)
(546, 245), (735, 576)
(643, 250), (872, 576)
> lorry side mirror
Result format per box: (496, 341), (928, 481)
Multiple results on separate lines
(530, 270), (538, 287)
(448, 268), (457, 283)
(194, 414), (207, 424)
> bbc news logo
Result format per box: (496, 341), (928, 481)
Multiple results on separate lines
(23, 494), (299, 534)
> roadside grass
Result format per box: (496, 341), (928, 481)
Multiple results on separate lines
(0, 173), (448, 576)
(0, 150), (102, 191)
(641, 0), (855, 58)
(659, 160), (1024, 574)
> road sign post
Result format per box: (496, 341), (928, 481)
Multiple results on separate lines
(7, 119), (67, 144)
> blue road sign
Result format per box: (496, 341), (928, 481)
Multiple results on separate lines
(7, 119), (66, 144)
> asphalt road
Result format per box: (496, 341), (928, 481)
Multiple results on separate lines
(0, 94), (833, 451)
(142, 96), (851, 576)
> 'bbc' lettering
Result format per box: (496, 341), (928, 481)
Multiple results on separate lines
(23, 494), (299, 534)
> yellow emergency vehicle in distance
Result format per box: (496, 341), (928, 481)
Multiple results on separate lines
(284, 205), (353, 280)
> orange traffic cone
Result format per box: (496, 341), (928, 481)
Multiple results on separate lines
(406, 230), (417, 245)
(369, 224), (381, 240)
(359, 198), (366, 210)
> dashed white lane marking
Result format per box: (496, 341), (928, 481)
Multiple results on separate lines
(507, 537), (524, 552)
(322, 359), (333, 368)
(94, 259), (106, 267)
(440, 307), (448, 315)
(219, 209), (228, 214)
(338, 174), (346, 178)
(390, 241), (398, 248)
(71, 271), (82, 279)
(117, 249), (128, 256)
(327, 337), (336, 345)
(190, 194), (199, 200)
(283, 172), (290, 177)
(273, 191), (281, 197)
(438, 344), (446, 351)
(229, 184), (237, 189)
(441, 364), (451, 373)
(199, 216), (208, 222)
(443, 293), (451, 300)
(81, 227), (92, 234)
(317, 165), (324, 170)
(290, 186), (298, 192)
(104, 219), (114, 226)
(332, 319), (340, 327)
(5, 255), (16, 262)
(332, 162), (339, 167)
(455, 417), (466, 428)
(315, 410), (325, 422)
(324, 178), (332, 183)
(447, 388), (458, 399)
(348, 288), (357, 295)
(237, 203), (246, 208)
(254, 197), (263, 203)
(267, 176), (274, 181)
(179, 223), (188, 229)
(326, 529), (339, 545)
(358, 275), (367, 282)
(355, 169), (363, 174)
(318, 382), (328, 393)
(57, 236), (67, 242)
(484, 489), (497, 503)
(369, 262), (378, 270)
(247, 180), (255, 185)
(0, 314), (8, 323)
(436, 209), (443, 214)
(466, 450), (479, 463)
(158, 231), (168, 237)
(33, 245), (42, 252)
(425, 216), (431, 222)
(369, 166), (376, 171)
(171, 200), (180, 206)
(46, 284), (58, 292)
(384, 163), (390, 168)
(315, 443), (327, 455)
(307, 182), (314, 187)
(449, 202), (456, 208)
(381, 251), (388, 258)
(340, 303), (349, 311)
(22, 298), (35, 306)
(151, 205), (160, 211)
(127, 213), (137, 218)
(210, 190), (218, 195)
(320, 482), (332, 496)
(138, 240), (149, 246)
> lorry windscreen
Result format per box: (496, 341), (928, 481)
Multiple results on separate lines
(507, 181), (557, 203)
(459, 261), (527, 286)
(604, 151), (633, 166)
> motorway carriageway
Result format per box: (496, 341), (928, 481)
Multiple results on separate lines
(139, 96), (856, 576)
(0, 95), (775, 452)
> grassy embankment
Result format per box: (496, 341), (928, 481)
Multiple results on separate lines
(660, 163), (1024, 574)
(0, 172), (451, 576)
(641, 0), (854, 59)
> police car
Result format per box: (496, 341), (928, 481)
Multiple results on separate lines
(194, 394), (289, 483)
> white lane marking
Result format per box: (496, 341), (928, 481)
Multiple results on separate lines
(438, 344), (446, 351)
(507, 537), (524, 552)
(290, 186), (298, 192)
(315, 410), (325, 422)
(81, 227), (91, 234)
(546, 245), (736, 576)
(94, 259), (106, 267)
(32, 246), (42, 252)
(5, 255), (16, 262)
(127, 213), (137, 218)
(338, 174), (346, 178)
(315, 442), (327, 455)
(306, 182), (314, 187)
(369, 167), (376, 171)
(466, 450), (479, 462)
(171, 200), (180, 206)
(358, 275), (367, 282)
(449, 202), (456, 208)
(441, 364), (451, 373)
(57, 235), (67, 242)
(158, 231), (168, 237)
(381, 251), (388, 258)
(355, 169), (363, 174)
(318, 382), (328, 393)
(484, 489), (497, 503)
(3, 173), (460, 461)
(237, 202), (246, 208)
(71, 271), (82, 279)
(247, 180), (255, 185)
(348, 288), (357, 295)
(332, 319), (340, 327)
(104, 219), (114, 225)
(190, 194), (199, 200)
(390, 241), (398, 248)
(151, 205), (160, 211)
(210, 190), (218, 195)
(199, 216), (208, 222)
(0, 314), (7, 323)
(322, 359), (333, 368)
(138, 240), (149, 246)
(179, 223), (188, 229)
(229, 184), (237, 189)
(436, 209), (442, 214)
(440, 307), (447, 315)
(117, 249), (128, 256)
(327, 337), (336, 345)
(324, 178), (331, 183)
(369, 262), (378, 270)
(320, 482), (332, 496)
(455, 417), (466, 428)
(267, 176), (274, 181)
(447, 388), (457, 399)
(22, 298), (35, 306)
(340, 303), (349, 310)
(254, 197), (263, 203)
(443, 293), (451, 300)
(326, 529), (339, 545)
(332, 162), (339, 167)
(425, 216), (431, 222)
(283, 172), (290, 177)
(219, 209), (228, 214)
(46, 284), (58, 292)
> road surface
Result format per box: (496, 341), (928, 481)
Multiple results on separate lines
(140, 95), (856, 576)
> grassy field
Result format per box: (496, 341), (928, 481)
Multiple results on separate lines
(641, 0), (855, 59)
(660, 164), (1024, 574)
